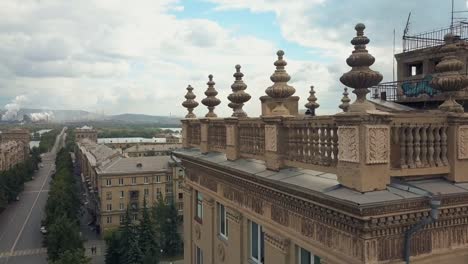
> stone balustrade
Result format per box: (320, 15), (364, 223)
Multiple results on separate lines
(182, 112), (468, 191)
(180, 23), (468, 192)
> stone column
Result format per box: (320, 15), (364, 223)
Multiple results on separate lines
(263, 228), (291, 264)
(200, 118), (209, 154)
(335, 113), (392, 192)
(225, 118), (239, 161)
(262, 116), (288, 171)
(446, 115), (468, 182)
(183, 186), (193, 264)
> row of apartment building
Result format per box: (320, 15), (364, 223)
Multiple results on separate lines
(0, 128), (30, 171)
(74, 128), (184, 235)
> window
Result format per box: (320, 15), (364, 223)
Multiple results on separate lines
(120, 191), (124, 198)
(196, 246), (203, 264)
(407, 62), (423, 77)
(118, 178), (124, 185)
(106, 192), (112, 200)
(178, 193), (183, 199)
(106, 204), (112, 211)
(144, 176), (149, 184)
(106, 179), (112, 186)
(132, 214), (138, 221)
(196, 191), (203, 221)
(144, 188), (149, 197)
(167, 175), (172, 182)
(156, 188), (162, 198)
(297, 247), (321, 264)
(119, 203), (124, 210)
(119, 215), (124, 223)
(218, 203), (228, 239)
(250, 221), (264, 264)
(106, 216), (112, 224)
(131, 177), (136, 184)
(156, 175), (161, 183)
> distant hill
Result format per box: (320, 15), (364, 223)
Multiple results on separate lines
(106, 113), (180, 125)
(2, 108), (180, 124)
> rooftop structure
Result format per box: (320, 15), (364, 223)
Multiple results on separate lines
(174, 23), (468, 264)
(123, 143), (182, 157)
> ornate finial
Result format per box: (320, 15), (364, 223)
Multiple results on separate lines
(430, 33), (468, 113)
(339, 23), (383, 112)
(201, 74), (221, 117)
(305, 85), (319, 116)
(265, 50), (296, 115)
(228, 65), (251, 118)
(182, 85), (199, 118)
(339, 87), (351, 112)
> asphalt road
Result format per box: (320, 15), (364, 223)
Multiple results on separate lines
(0, 128), (65, 264)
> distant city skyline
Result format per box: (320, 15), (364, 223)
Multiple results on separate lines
(0, 0), (463, 117)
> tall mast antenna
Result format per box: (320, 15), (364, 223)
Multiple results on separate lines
(451, 0), (455, 32)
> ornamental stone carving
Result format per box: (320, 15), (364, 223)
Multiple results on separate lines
(264, 230), (290, 253)
(366, 125), (390, 164)
(217, 243), (226, 262)
(182, 85), (199, 118)
(194, 224), (201, 240)
(201, 74), (221, 118)
(228, 65), (251, 117)
(458, 125), (468, 159)
(265, 125), (277, 152)
(338, 126), (359, 163)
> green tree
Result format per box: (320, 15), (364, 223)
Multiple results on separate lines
(139, 198), (159, 263)
(51, 249), (90, 264)
(160, 204), (182, 257)
(119, 209), (143, 264)
(46, 214), (84, 261)
(105, 231), (122, 264)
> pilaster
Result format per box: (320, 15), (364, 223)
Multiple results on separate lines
(262, 116), (289, 171)
(446, 114), (468, 182)
(182, 120), (190, 148)
(225, 118), (239, 161)
(336, 112), (392, 192)
(183, 185), (193, 264)
(263, 228), (290, 264)
(200, 118), (209, 154)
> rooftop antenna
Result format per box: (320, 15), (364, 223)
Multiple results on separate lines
(403, 12), (411, 52)
(393, 28), (396, 83)
(451, 0), (455, 33)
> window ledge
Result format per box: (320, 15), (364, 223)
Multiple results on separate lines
(217, 234), (228, 245)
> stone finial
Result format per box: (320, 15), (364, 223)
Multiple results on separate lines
(182, 85), (199, 118)
(228, 65), (251, 117)
(430, 33), (468, 113)
(305, 85), (319, 116)
(201, 74), (221, 118)
(265, 50), (296, 115)
(339, 87), (351, 112)
(339, 23), (383, 112)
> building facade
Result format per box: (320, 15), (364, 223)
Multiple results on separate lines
(76, 137), (184, 235)
(75, 126), (98, 143)
(1, 128), (30, 158)
(123, 143), (182, 157)
(175, 24), (468, 264)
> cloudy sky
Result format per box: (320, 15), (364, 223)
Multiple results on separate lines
(0, 0), (463, 117)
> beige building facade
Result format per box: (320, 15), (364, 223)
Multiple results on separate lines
(175, 24), (468, 264)
(76, 137), (184, 235)
(75, 126), (98, 143)
(123, 143), (182, 157)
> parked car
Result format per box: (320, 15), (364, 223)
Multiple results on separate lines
(40, 226), (47, 234)
(39, 164), (44, 168)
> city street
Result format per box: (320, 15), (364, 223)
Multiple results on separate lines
(0, 129), (65, 264)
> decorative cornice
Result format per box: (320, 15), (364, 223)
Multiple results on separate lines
(263, 230), (290, 253)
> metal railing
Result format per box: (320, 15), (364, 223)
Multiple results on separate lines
(403, 22), (468, 52)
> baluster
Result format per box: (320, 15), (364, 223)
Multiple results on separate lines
(311, 126), (318, 164)
(287, 126), (294, 160)
(441, 126), (448, 166)
(414, 126), (422, 168)
(332, 126), (338, 164)
(304, 124), (312, 163)
(400, 126), (407, 169)
(420, 125), (428, 167)
(326, 126), (333, 165)
(406, 126), (415, 168)
(301, 127), (308, 163)
(428, 125), (435, 167)
(295, 126), (301, 161)
(319, 126), (325, 165)
(434, 126), (442, 166)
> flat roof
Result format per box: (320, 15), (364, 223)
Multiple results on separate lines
(98, 156), (171, 175)
(174, 148), (468, 207)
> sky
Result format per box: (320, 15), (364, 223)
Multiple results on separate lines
(0, 0), (464, 118)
